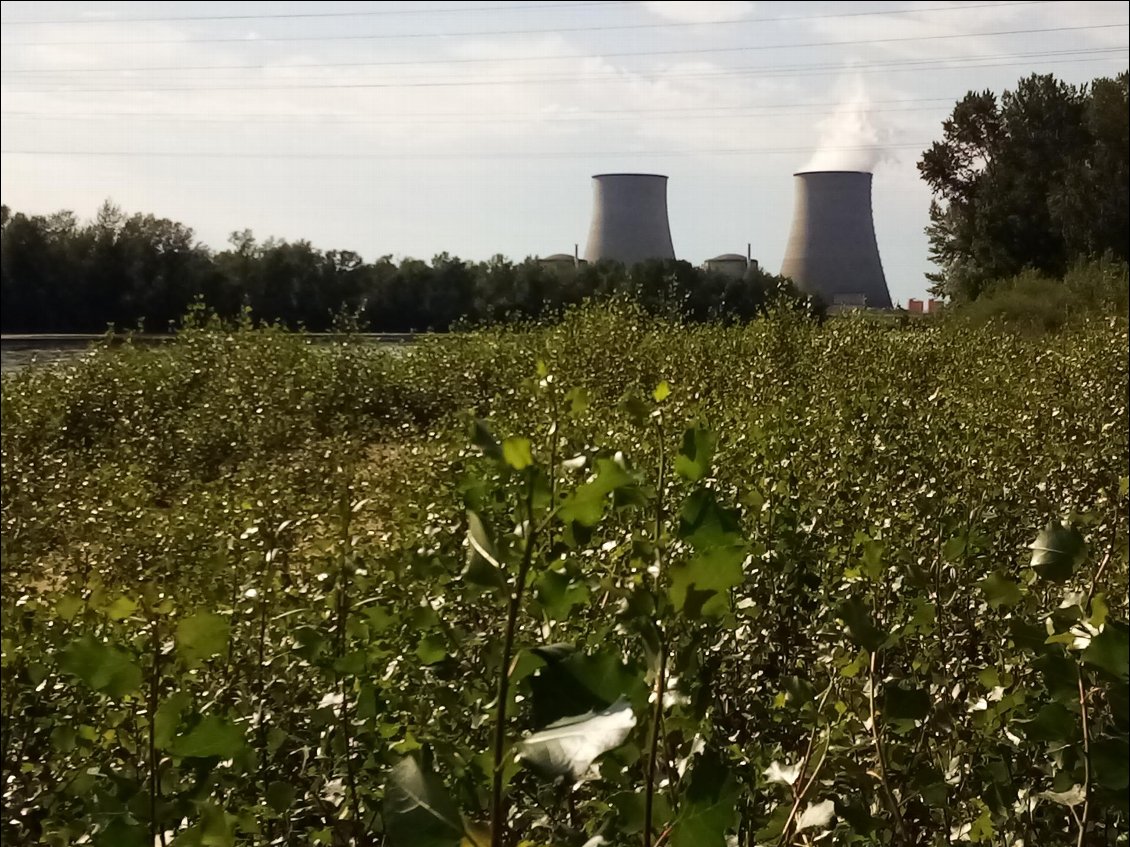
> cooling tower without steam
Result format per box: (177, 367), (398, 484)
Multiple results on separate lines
(779, 171), (892, 309)
(583, 173), (675, 265)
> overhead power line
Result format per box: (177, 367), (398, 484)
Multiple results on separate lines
(0, 0), (1038, 26)
(2, 37), (1115, 76)
(0, 143), (934, 161)
(0, 2), (631, 25)
(0, 3), (1085, 46)
(0, 96), (966, 120)
(6, 51), (1124, 94)
(4, 47), (1119, 89)
(0, 105), (959, 125)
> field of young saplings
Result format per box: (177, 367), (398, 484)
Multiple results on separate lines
(2, 305), (1126, 846)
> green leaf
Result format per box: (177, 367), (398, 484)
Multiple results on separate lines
(501, 437), (532, 471)
(653, 380), (671, 402)
(622, 394), (652, 426)
(669, 545), (746, 619)
(105, 596), (138, 621)
(198, 802), (236, 847)
(384, 753), (465, 847)
(94, 817), (149, 847)
(176, 613), (230, 668)
(59, 636), (142, 699)
(516, 698), (636, 781)
(884, 683), (930, 723)
(670, 750), (738, 847)
(1082, 622), (1129, 680)
(470, 418), (502, 461)
(1091, 736), (1130, 790)
(56, 595), (85, 621)
(674, 425), (716, 482)
(838, 598), (885, 652)
(678, 489), (742, 550)
(416, 633), (448, 666)
(557, 458), (637, 527)
(464, 511), (505, 590)
(154, 691), (193, 750)
(979, 572), (1023, 608)
(1029, 519), (1086, 581)
(266, 780), (296, 813)
(534, 569), (589, 620)
(529, 648), (645, 728)
(566, 386), (589, 416)
(1021, 702), (1077, 743)
(169, 715), (246, 759)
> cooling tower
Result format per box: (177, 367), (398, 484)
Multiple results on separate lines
(779, 171), (892, 309)
(583, 173), (675, 265)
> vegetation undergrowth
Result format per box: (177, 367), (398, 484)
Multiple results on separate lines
(2, 303), (1127, 846)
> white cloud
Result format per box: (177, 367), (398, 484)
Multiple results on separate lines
(642, 1), (753, 24)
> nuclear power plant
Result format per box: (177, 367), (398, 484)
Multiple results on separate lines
(540, 168), (894, 309)
(779, 171), (892, 309)
(583, 174), (675, 265)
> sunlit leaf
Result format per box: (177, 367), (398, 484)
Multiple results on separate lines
(464, 511), (505, 590)
(796, 799), (836, 832)
(501, 437), (532, 471)
(763, 761), (802, 786)
(516, 698), (636, 781)
(1038, 785), (1085, 806)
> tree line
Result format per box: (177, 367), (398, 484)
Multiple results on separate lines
(0, 203), (803, 334)
(919, 70), (1129, 301)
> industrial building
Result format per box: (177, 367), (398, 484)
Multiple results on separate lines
(540, 169), (896, 309)
(779, 171), (892, 309)
(583, 174), (675, 265)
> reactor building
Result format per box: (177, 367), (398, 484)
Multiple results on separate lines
(583, 173), (676, 265)
(779, 171), (892, 309)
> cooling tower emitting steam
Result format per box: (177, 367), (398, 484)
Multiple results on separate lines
(779, 171), (892, 309)
(583, 173), (676, 265)
(801, 82), (891, 173)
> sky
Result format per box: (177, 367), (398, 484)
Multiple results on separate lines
(1, 1), (1127, 305)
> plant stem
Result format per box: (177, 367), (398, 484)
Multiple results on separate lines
(490, 479), (538, 847)
(868, 651), (912, 846)
(336, 486), (363, 838)
(149, 617), (162, 847)
(644, 421), (666, 847)
(644, 641), (668, 847)
(1076, 666), (1091, 847)
(777, 682), (834, 846)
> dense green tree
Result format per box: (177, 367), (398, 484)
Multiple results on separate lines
(919, 71), (1129, 301)
(1, 201), (806, 332)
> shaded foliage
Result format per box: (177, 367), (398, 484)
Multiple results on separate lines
(0, 202), (806, 332)
(919, 70), (1129, 301)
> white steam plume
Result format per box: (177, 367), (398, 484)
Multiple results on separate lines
(800, 81), (894, 173)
